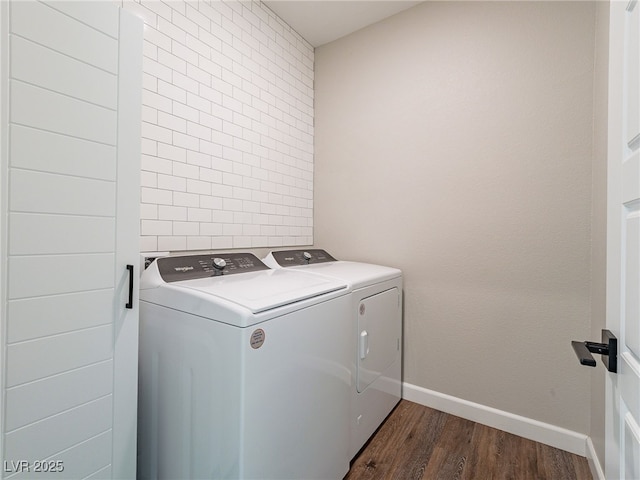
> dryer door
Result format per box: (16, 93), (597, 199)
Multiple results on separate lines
(357, 287), (401, 393)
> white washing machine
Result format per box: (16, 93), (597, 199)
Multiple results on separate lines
(137, 252), (352, 479)
(263, 249), (402, 459)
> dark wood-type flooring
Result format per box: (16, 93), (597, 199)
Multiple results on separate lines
(345, 400), (592, 480)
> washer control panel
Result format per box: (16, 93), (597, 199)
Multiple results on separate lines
(271, 249), (337, 267)
(156, 253), (269, 282)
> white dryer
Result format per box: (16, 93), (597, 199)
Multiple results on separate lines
(263, 249), (402, 459)
(138, 253), (351, 479)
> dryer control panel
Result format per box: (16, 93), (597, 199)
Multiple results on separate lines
(271, 249), (337, 267)
(156, 253), (269, 282)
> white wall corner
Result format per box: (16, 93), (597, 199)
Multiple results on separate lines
(586, 437), (606, 480)
(402, 382), (589, 457)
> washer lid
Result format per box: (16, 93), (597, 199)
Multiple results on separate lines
(175, 268), (346, 313)
(140, 256), (348, 326)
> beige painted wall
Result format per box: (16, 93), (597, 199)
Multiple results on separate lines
(589, 0), (609, 466)
(315, 1), (597, 434)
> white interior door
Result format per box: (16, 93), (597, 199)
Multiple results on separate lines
(606, 1), (640, 478)
(0, 2), (142, 478)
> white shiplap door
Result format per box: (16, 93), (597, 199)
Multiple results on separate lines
(606, 0), (640, 478)
(0, 2), (142, 478)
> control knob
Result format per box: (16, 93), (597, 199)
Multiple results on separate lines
(303, 251), (312, 263)
(212, 258), (227, 270)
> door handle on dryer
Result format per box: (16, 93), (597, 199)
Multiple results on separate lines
(360, 330), (369, 360)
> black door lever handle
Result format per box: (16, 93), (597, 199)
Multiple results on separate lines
(571, 329), (617, 373)
(572, 341), (597, 366)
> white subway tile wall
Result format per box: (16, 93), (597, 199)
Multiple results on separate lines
(122, 0), (314, 252)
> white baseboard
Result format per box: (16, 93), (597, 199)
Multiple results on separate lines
(402, 382), (588, 457)
(586, 437), (605, 480)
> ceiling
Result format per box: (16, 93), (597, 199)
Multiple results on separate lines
(263, 1), (423, 47)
